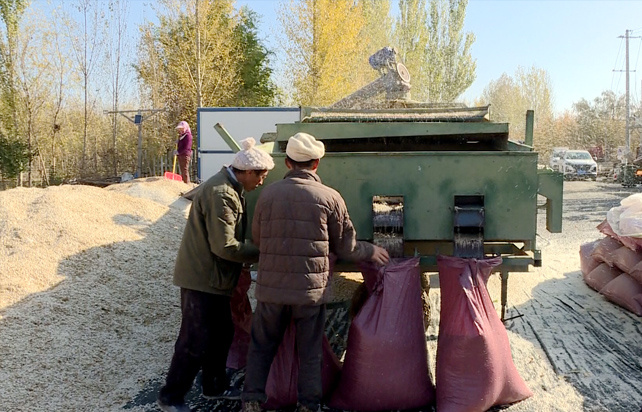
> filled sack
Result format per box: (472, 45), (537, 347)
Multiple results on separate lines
(329, 257), (435, 411)
(611, 245), (642, 274)
(599, 273), (642, 316)
(227, 268), (253, 369)
(627, 260), (642, 285)
(436, 255), (532, 412)
(264, 320), (342, 409)
(583, 262), (622, 292)
(579, 239), (602, 276)
(591, 236), (623, 267)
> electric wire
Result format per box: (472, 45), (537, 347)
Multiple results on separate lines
(612, 37), (624, 94)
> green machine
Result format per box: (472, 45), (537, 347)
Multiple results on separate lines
(218, 48), (563, 319)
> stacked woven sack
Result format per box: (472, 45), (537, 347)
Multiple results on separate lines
(579, 194), (642, 316)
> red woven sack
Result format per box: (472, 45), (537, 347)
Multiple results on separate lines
(436, 255), (532, 412)
(329, 257), (435, 411)
(263, 320), (342, 409)
(227, 268), (253, 369)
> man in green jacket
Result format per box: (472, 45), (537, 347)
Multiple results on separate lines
(158, 138), (274, 412)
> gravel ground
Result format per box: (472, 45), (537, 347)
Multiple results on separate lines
(0, 178), (641, 412)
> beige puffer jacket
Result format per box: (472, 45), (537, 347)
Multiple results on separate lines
(252, 169), (373, 305)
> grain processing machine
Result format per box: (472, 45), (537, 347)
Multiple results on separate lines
(219, 48), (563, 319)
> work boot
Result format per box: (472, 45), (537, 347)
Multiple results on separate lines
(203, 387), (242, 401)
(242, 400), (262, 412)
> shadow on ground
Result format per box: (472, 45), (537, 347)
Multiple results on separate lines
(503, 270), (642, 412)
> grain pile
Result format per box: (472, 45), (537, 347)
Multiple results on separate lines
(0, 178), (193, 410)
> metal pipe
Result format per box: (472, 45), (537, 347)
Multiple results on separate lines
(214, 123), (242, 153)
(525, 110), (534, 147)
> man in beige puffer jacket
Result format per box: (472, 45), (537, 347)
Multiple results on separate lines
(242, 132), (390, 412)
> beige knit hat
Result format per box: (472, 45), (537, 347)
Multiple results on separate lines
(286, 132), (325, 162)
(231, 138), (275, 170)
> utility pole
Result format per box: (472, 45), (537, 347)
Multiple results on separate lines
(104, 109), (165, 178)
(626, 29), (630, 151)
(617, 30), (640, 153)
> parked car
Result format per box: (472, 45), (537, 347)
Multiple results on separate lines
(550, 149), (598, 180)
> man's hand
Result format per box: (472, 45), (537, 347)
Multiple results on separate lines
(371, 245), (390, 265)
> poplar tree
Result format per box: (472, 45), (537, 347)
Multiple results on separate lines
(0, 0), (29, 183)
(479, 66), (554, 146)
(395, 0), (475, 102)
(234, 7), (278, 106)
(136, 0), (276, 123)
(357, 0), (393, 85)
(278, 0), (369, 106)
(394, 0), (429, 99)
(137, 0), (239, 123)
(573, 91), (626, 153)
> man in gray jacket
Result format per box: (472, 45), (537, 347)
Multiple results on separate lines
(241, 132), (390, 412)
(158, 138), (274, 412)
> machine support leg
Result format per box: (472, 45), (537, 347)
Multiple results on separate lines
(500, 270), (509, 321)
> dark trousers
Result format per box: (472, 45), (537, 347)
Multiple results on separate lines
(242, 302), (326, 409)
(159, 288), (234, 404)
(178, 155), (191, 184)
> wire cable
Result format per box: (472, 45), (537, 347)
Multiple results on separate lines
(612, 37), (624, 93)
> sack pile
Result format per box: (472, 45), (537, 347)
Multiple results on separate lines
(580, 228), (642, 316)
(579, 193), (642, 316)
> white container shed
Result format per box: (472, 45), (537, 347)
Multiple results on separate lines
(197, 107), (300, 181)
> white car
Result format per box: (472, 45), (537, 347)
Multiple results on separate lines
(550, 149), (597, 180)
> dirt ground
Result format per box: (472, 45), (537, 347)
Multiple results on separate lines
(0, 178), (640, 412)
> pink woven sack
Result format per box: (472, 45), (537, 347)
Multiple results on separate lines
(598, 219), (642, 252)
(627, 260), (642, 285)
(591, 236), (624, 267)
(579, 240), (601, 276)
(583, 262), (622, 292)
(611, 246), (642, 273)
(600, 273), (642, 316)
(329, 257), (435, 411)
(436, 255), (532, 412)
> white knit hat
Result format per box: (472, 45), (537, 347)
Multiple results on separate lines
(286, 132), (325, 162)
(231, 138), (275, 170)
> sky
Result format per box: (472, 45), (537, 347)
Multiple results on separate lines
(231, 0), (642, 114)
(39, 0), (642, 115)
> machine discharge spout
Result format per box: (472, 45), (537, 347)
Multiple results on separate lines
(214, 123), (242, 153)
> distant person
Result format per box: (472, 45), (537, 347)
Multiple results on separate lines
(241, 132), (390, 412)
(157, 138), (275, 412)
(175, 121), (193, 184)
